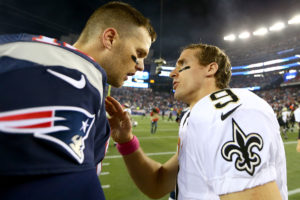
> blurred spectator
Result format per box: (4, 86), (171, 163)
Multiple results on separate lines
(294, 104), (300, 152)
(168, 108), (174, 121)
(150, 107), (160, 134)
(108, 87), (186, 113)
(281, 107), (290, 139)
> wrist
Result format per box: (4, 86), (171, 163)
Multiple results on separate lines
(116, 135), (140, 156)
(117, 134), (134, 144)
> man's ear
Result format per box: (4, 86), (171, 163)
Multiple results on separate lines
(206, 62), (219, 77)
(101, 28), (118, 50)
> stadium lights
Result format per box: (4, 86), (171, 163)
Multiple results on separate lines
(264, 59), (283, 65)
(232, 62), (300, 76)
(253, 27), (268, 36)
(285, 74), (296, 80)
(133, 79), (144, 83)
(154, 58), (166, 75)
(224, 34), (236, 41)
(247, 65), (286, 75)
(161, 66), (175, 70)
(223, 15), (300, 41)
(159, 71), (171, 77)
(231, 55), (300, 71)
(246, 62), (264, 68)
(269, 22), (285, 31)
(288, 15), (300, 24)
(245, 86), (261, 91)
(238, 32), (250, 39)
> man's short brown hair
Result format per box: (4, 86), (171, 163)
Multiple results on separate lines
(183, 44), (232, 89)
(79, 1), (157, 43)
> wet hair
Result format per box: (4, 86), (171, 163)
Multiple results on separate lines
(78, 1), (157, 43)
(183, 44), (232, 89)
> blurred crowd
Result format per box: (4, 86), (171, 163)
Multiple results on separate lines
(229, 73), (283, 89)
(254, 87), (299, 112)
(107, 74), (299, 121)
(108, 86), (187, 117)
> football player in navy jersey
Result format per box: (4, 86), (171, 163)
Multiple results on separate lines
(0, 2), (156, 200)
(106, 43), (287, 199)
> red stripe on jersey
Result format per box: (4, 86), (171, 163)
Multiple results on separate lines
(14, 121), (52, 129)
(0, 111), (52, 121)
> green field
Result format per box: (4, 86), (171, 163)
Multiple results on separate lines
(100, 116), (300, 200)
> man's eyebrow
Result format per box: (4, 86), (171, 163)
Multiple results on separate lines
(176, 58), (185, 66)
(137, 48), (148, 57)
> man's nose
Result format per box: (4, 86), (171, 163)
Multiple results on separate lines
(169, 68), (178, 78)
(136, 59), (144, 71)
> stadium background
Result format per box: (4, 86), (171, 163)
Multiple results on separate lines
(1, 0), (299, 199)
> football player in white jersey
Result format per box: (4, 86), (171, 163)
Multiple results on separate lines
(106, 43), (287, 200)
(294, 104), (300, 152)
(281, 107), (291, 139)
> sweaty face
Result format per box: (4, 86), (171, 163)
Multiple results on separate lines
(106, 27), (152, 87)
(170, 49), (207, 105)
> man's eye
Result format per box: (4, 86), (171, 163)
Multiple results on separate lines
(131, 55), (138, 64)
(178, 66), (191, 73)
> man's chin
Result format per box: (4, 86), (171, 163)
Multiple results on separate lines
(174, 92), (184, 101)
(112, 82), (123, 88)
(107, 79), (123, 88)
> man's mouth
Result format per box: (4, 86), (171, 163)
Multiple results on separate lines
(127, 72), (135, 76)
(173, 81), (179, 89)
(124, 72), (136, 81)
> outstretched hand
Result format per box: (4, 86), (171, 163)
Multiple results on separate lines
(105, 96), (133, 144)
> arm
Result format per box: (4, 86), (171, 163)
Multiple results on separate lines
(105, 96), (178, 198)
(122, 150), (178, 198)
(220, 181), (282, 200)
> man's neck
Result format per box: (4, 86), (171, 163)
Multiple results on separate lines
(189, 87), (221, 110)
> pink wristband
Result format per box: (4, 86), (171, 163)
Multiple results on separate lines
(116, 135), (140, 155)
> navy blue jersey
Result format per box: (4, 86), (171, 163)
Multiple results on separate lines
(0, 34), (110, 199)
(0, 169), (105, 200)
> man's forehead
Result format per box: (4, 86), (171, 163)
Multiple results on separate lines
(177, 49), (196, 64)
(132, 27), (152, 52)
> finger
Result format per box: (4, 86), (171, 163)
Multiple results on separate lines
(105, 98), (117, 114)
(105, 98), (122, 117)
(105, 97), (119, 112)
(106, 96), (124, 114)
(105, 98), (126, 121)
(105, 105), (115, 117)
(105, 106), (114, 118)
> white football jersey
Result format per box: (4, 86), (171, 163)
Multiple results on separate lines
(295, 108), (300, 122)
(281, 110), (290, 123)
(177, 88), (287, 200)
(124, 108), (132, 115)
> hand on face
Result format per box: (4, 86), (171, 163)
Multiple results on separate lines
(105, 96), (133, 143)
